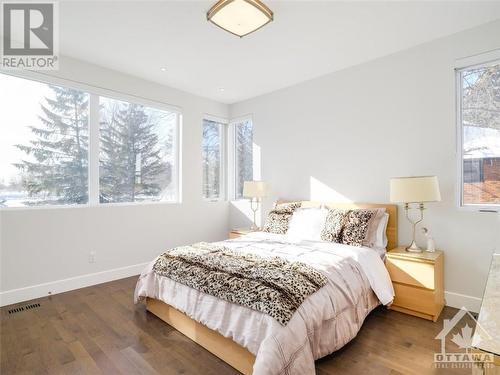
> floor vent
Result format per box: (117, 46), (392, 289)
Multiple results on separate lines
(8, 303), (41, 314)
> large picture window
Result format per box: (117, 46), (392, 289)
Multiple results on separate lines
(99, 97), (178, 203)
(0, 73), (180, 208)
(457, 60), (500, 209)
(0, 74), (90, 207)
(202, 119), (224, 200)
(233, 118), (253, 199)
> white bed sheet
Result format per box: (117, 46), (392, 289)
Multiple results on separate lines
(135, 231), (394, 374)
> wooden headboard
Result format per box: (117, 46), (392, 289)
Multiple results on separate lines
(283, 201), (398, 250)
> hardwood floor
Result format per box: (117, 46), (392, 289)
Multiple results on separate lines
(1, 276), (475, 375)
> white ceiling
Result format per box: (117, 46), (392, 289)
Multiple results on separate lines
(59, 1), (500, 104)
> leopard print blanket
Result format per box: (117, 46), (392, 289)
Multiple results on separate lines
(152, 242), (328, 325)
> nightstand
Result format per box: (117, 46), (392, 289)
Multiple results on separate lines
(385, 247), (444, 322)
(229, 228), (258, 239)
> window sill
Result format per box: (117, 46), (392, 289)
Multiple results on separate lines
(203, 198), (226, 203)
(458, 204), (499, 213)
(0, 200), (182, 212)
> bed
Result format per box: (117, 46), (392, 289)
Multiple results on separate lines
(135, 202), (397, 375)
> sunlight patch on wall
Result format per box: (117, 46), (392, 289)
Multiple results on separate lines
(229, 199), (255, 226)
(309, 177), (352, 203)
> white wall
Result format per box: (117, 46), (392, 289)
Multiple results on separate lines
(0, 56), (230, 305)
(230, 20), (500, 311)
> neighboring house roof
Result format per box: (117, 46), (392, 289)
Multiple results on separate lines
(464, 127), (500, 159)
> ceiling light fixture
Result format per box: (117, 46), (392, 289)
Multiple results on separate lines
(160, 67), (167, 72)
(207, 0), (273, 38)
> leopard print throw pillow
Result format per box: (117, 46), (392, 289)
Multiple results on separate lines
(320, 209), (348, 243)
(341, 210), (375, 247)
(263, 212), (293, 234)
(263, 202), (301, 234)
(273, 202), (302, 214)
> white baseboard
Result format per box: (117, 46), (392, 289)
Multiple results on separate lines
(1, 267), (484, 313)
(445, 291), (482, 313)
(0, 262), (148, 307)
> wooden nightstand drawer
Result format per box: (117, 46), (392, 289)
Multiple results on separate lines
(386, 247), (444, 322)
(392, 283), (437, 315)
(386, 257), (435, 289)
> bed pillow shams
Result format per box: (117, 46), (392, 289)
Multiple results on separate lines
(320, 209), (349, 242)
(286, 207), (328, 241)
(362, 208), (387, 248)
(263, 202), (302, 234)
(320, 208), (376, 248)
(342, 210), (375, 247)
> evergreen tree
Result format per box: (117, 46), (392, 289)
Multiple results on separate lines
(235, 120), (253, 198)
(14, 86), (89, 204)
(99, 102), (168, 202)
(202, 120), (221, 199)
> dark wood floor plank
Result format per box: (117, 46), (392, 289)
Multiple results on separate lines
(56, 309), (123, 375)
(65, 340), (102, 375)
(1, 276), (473, 375)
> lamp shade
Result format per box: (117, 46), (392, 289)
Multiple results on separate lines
(207, 0), (273, 37)
(390, 176), (441, 203)
(243, 181), (268, 198)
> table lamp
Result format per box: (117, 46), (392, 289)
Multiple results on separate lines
(243, 181), (268, 230)
(390, 176), (441, 252)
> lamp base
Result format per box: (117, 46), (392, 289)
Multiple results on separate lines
(404, 203), (424, 253)
(405, 241), (423, 253)
(250, 199), (260, 231)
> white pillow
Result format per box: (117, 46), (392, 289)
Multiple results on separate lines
(286, 207), (328, 241)
(375, 213), (389, 249)
(368, 213), (389, 258)
(362, 208), (386, 248)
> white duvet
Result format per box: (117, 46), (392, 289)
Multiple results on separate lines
(135, 231), (394, 374)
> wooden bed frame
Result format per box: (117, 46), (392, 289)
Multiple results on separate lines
(146, 201), (398, 375)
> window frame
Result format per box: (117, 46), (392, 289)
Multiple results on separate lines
(0, 71), (182, 210)
(456, 54), (500, 212)
(230, 115), (253, 201)
(202, 115), (228, 202)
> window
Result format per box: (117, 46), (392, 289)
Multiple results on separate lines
(0, 73), (180, 208)
(457, 60), (500, 208)
(99, 96), (178, 203)
(233, 118), (253, 199)
(0, 74), (90, 207)
(202, 119), (224, 200)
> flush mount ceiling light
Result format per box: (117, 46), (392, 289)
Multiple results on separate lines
(207, 0), (273, 37)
